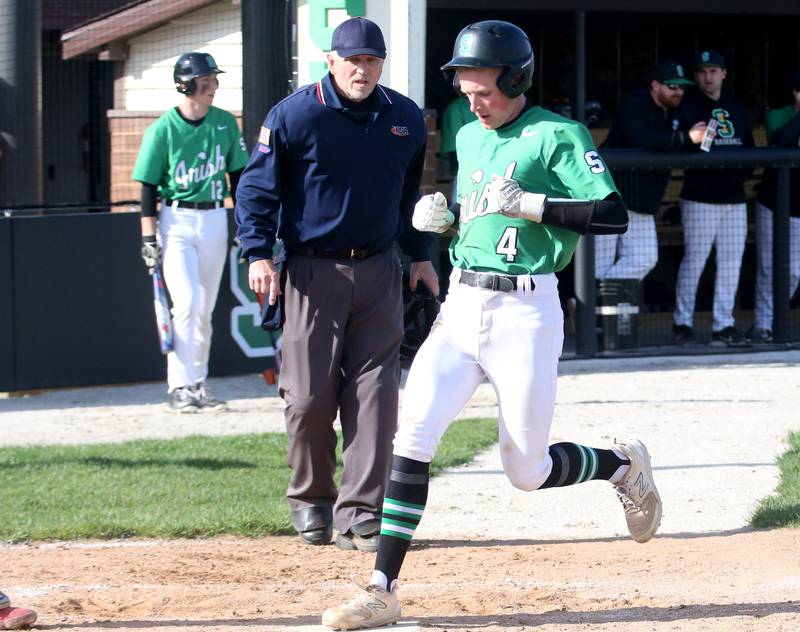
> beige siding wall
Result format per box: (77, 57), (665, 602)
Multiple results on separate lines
(122, 1), (242, 112)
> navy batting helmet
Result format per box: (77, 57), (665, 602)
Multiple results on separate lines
(400, 270), (440, 365)
(441, 20), (534, 98)
(174, 52), (225, 95)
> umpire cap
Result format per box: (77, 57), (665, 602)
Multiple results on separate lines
(331, 17), (386, 59)
(174, 52), (225, 95)
(441, 20), (534, 98)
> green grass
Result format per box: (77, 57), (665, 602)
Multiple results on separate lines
(0, 418), (497, 542)
(751, 431), (800, 528)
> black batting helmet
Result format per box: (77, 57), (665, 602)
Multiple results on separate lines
(400, 270), (440, 365)
(174, 52), (225, 95)
(441, 20), (534, 98)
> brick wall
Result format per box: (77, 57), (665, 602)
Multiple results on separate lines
(110, 109), (442, 206)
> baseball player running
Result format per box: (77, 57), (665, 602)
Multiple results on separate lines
(322, 20), (662, 630)
(133, 52), (249, 412)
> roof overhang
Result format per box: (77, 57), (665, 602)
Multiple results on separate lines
(61, 0), (220, 60)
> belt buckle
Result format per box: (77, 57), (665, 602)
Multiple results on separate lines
(497, 276), (515, 292)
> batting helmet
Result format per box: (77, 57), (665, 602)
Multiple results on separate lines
(173, 52), (225, 95)
(441, 20), (534, 98)
(400, 270), (440, 365)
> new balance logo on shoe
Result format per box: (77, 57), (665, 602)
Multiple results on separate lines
(612, 439), (663, 544)
(634, 472), (649, 497)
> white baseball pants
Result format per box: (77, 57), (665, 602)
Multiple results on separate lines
(394, 269), (564, 491)
(674, 199), (747, 331)
(753, 202), (800, 330)
(159, 203), (229, 392)
(595, 209), (658, 280)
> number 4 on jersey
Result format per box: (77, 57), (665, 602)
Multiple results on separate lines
(496, 226), (518, 262)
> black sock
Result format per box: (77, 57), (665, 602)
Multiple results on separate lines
(374, 455), (429, 590)
(539, 442), (629, 488)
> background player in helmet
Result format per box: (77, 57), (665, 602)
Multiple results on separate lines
(322, 20), (662, 630)
(133, 52), (249, 412)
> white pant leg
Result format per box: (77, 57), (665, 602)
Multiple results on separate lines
(394, 278), (487, 463)
(792, 217), (800, 305)
(711, 203), (747, 331)
(756, 203), (800, 329)
(594, 233), (620, 279)
(192, 208), (229, 383)
(602, 210), (658, 280)
(160, 205), (227, 392)
(674, 199), (720, 327)
(754, 202), (773, 330)
(480, 275), (564, 491)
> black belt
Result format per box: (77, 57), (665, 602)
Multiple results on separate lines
(459, 269), (531, 292)
(165, 200), (220, 210)
(291, 245), (386, 261)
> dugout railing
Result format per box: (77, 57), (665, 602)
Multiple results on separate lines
(569, 147), (800, 357)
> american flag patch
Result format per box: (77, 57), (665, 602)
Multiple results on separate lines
(390, 126), (409, 136)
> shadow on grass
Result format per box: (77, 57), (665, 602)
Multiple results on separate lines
(751, 501), (800, 528)
(0, 456), (258, 470)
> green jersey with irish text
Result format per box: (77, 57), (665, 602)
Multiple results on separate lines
(132, 106), (249, 203)
(452, 106), (617, 274)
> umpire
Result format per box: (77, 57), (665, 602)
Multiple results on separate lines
(235, 17), (438, 552)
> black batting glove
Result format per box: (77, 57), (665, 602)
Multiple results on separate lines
(141, 235), (161, 274)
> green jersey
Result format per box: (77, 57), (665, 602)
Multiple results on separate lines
(766, 104), (796, 136)
(452, 106), (618, 274)
(132, 106), (249, 203)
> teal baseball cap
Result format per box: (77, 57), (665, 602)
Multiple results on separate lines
(651, 60), (695, 86)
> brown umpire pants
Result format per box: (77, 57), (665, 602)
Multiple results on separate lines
(278, 249), (403, 535)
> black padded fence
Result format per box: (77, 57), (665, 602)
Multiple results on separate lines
(0, 210), (276, 392)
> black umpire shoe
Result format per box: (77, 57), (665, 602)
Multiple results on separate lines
(335, 517), (381, 552)
(292, 507), (333, 545)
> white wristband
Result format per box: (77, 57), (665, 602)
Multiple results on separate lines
(519, 193), (547, 223)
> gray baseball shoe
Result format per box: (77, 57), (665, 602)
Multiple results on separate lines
(168, 387), (200, 413)
(612, 439), (662, 543)
(322, 577), (400, 630)
(193, 382), (227, 411)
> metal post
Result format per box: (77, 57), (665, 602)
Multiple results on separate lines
(241, 0), (293, 151)
(0, 0), (42, 208)
(573, 10), (597, 356)
(772, 166), (791, 342)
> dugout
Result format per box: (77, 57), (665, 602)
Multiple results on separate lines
(422, 1), (800, 353)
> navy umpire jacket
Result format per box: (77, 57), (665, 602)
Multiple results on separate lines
(235, 72), (432, 263)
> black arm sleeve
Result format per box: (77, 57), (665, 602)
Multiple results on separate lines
(541, 192), (628, 236)
(228, 168), (244, 205)
(140, 182), (158, 218)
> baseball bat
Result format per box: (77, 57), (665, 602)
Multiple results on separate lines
(151, 266), (174, 354)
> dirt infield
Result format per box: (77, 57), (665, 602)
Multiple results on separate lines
(3, 530), (799, 631)
(2, 350), (800, 630)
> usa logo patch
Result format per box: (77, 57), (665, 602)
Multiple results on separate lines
(391, 126), (409, 137)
